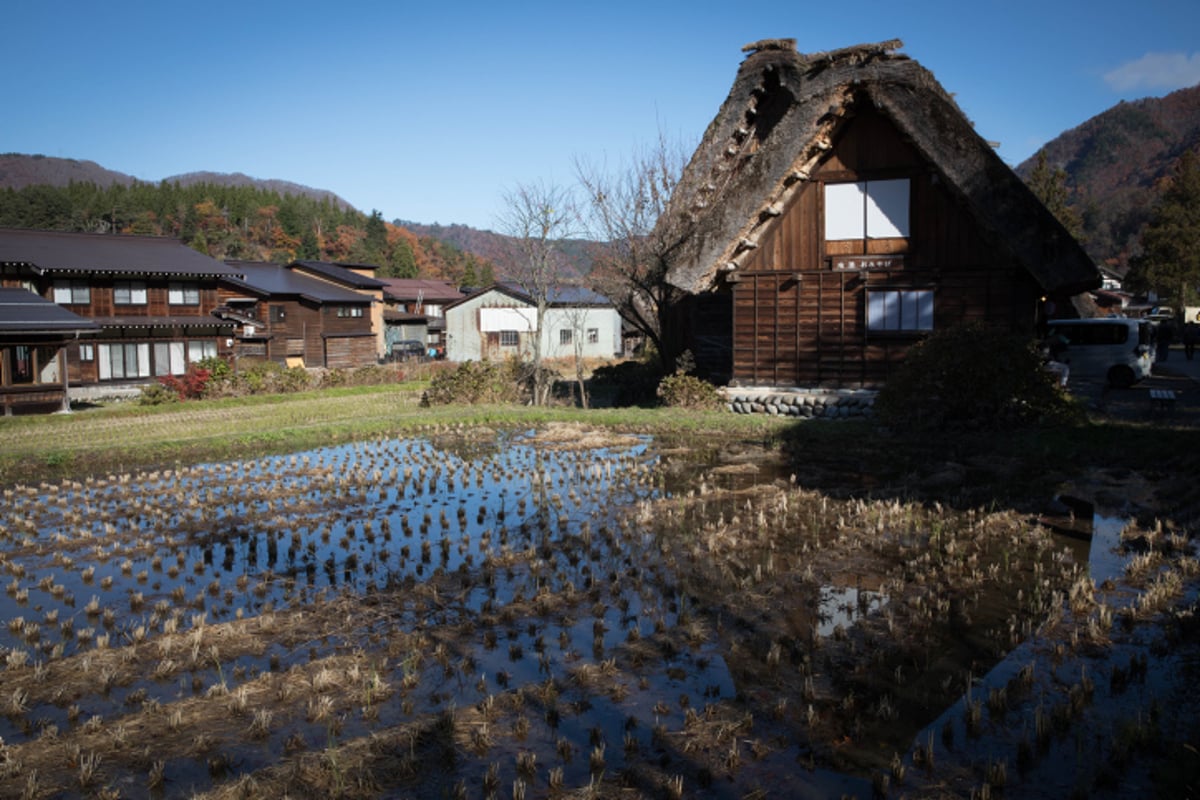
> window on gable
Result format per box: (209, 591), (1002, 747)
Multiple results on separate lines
(825, 179), (910, 241)
(867, 289), (934, 333)
(114, 280), (147, 305)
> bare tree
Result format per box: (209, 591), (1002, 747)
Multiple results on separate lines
(575, 132), (693, 371)
(558, 302), (593, 408)
(495, 181), (579, 405)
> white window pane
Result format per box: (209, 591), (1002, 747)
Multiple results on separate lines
(53, 283), (72, 303)
(866, 179), (910, 238)
(136, 343), (151, 377)
(154, 343), (171, 376)
(825, 182), (866, 241)
(98, 345), (112, 380)
(131, 283), (147, 304)
(170, 342), (186, 374)
(915, 290), (934, 330)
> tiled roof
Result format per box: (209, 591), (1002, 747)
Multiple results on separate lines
(291, 260), (388, 289)
(0, 228), (242, 277)
(224, 262), (371, 304)
(379, 278), (464, 303)
(0, 287), (100, 335)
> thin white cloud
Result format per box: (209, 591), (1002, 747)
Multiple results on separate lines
(1104, 51), (1200, 92)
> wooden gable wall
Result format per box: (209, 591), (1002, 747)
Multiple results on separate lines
(728, 106), (1040, 388)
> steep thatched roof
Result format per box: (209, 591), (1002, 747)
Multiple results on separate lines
(663, 39), (1100, 297)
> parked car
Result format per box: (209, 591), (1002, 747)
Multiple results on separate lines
(1044, 318), (1154, 388)
(392, 340), (426, 361)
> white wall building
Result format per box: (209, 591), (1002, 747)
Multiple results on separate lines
(444, 284), (622, 363)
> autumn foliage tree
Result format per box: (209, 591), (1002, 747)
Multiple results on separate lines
(0, 180), (497, 281)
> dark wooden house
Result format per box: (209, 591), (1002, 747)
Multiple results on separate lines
(0, 288), (98, 414)
(219, 262), (376, 368)
(662, 39), (1100, 387)
(289, 261), (389, 359)
(0, 228), (241, 387)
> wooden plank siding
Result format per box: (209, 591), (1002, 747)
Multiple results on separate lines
(726, 108), (1043, 388)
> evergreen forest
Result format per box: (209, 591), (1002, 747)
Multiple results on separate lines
(0, 180), (495, 286)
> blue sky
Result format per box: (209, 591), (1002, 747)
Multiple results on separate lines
(4, 0), (1198, 231)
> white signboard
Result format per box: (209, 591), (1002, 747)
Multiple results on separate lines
(479, 306), (537, 333)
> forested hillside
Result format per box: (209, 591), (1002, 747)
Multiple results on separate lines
(0, 162), (495, 284)
(1015, 83), (1200, 274)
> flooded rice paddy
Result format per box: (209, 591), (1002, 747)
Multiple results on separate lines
(0, 424), (1196, 798)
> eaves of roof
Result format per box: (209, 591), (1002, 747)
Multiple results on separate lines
(661, 39), (1100, 298)
(0, 288), (101, 335)
(0, 228), (241, 277)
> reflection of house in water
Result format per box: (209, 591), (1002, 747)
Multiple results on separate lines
(0, 287), (98, 414)
(379, 278), (465, 358)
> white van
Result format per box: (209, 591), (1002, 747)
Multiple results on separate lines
(1045, 318), (1154, 388)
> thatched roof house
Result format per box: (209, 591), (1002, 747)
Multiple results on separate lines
(661, 39), (1100, 387)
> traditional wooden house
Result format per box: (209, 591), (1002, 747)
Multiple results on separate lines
(288, 260), (388, 359)
(662, 39), (1100, 387)
(218, 262), (376, 368)
(379, 278), (464, 358)
(0, 288), (99, 414)
(0, 228), (242, 387)
(444, 284), (621, 363)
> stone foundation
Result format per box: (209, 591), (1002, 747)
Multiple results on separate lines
(721, 387), (876, 418)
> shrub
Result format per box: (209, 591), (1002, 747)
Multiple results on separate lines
(656, 372), (721, 410)
(195, 356), (233, 382)
(873, 322), (1082, 430)
(421, 359), (526, 406)
(158, 365), (212, 400)
(590, 359), (662, 407)
(137, 382), (179, 406)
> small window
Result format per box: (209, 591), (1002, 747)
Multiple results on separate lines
(499, 330), (519, 347)
(867, 290), (933, 332)
(336, 306), (364, 318)
(188, 340), (217, 362)
(114, 281), (147, 305)
(587, 328), (599, 344)
(270, 305), (286, 323)
(79, 343), (95, 362)
(559, 329), (573, 345)
(52, 280), (90, 305)
(168, 282), (200, 305)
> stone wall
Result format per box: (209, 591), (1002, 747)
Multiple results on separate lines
(722, 388), (876, 418)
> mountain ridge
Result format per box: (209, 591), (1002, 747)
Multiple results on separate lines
(6, 79), (1200, 277)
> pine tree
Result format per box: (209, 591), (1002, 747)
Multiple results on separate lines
(1127, 149), (1200, 315)
(1027, 150), (1084, 241)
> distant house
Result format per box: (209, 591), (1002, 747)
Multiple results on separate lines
(288, 260), (388, 359)
(219, 262), (376, 368)
(0, 287), (98, 414)
(444, 284), (621, 363)
(379, 278), (465, 358)
(661, 39), (1100, 387)
(0, 228), (242, 387)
